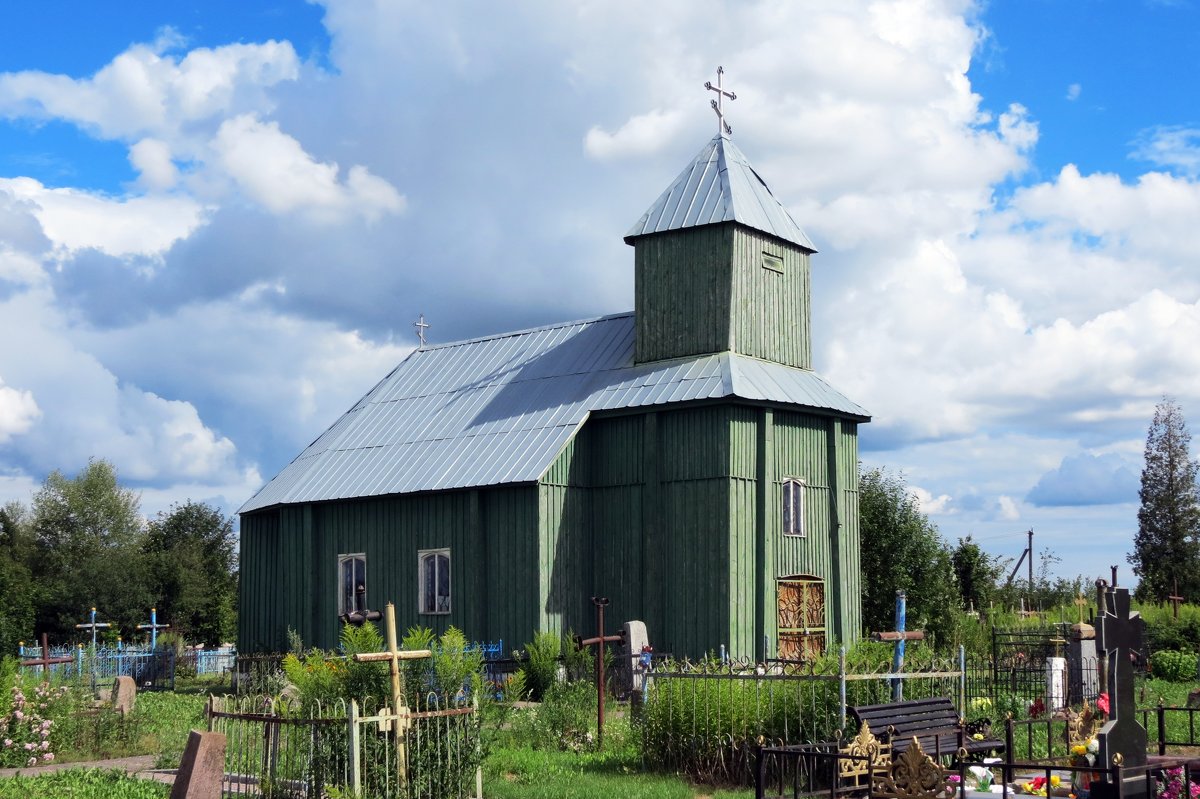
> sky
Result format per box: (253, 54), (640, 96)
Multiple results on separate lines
(0, 0), (1197, 597)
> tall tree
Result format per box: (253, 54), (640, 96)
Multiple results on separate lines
(951, 536), (1002, 613)
(859, 467), (957, 644)
(144, 501), (238, 646)
(1130, 398), (1200, 602)
(30, 459), (152, 637)
(0, 503), (35, 653)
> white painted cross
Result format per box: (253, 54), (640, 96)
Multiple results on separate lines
(705, 66), (737, 136)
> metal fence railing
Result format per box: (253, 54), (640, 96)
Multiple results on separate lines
(207, 694), (482, 799)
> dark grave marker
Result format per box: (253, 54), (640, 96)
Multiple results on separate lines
(1095, 585), (1148, 799)
(20, 633), (73, 680)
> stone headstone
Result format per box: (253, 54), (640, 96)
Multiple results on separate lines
(1095, 587), (1148, 799)
(170, 730), (226, 799)
(620, 620), (650, 697)
(112, 675), (137, 716)
(1046, 656), (1067, 711)
(1068, 628), (1099, 705)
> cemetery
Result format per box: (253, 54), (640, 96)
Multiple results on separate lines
(1, 65), (1199, 799)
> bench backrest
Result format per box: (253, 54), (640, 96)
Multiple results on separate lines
(851, 697), (961, 741)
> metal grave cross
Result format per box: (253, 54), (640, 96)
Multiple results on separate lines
(1095, 586), (1148, 797)
(1074, 593), (1089, 624)
(870, 590), (924, 701)
(75, 607), (111, 650)
(137, 607), (170, 650)
(20, 633), (74, 681)
(705, 66), (736, 136)
(351, 602), (431, 786)
(577, 596), (625, 747)
(412, 314), (431, 347)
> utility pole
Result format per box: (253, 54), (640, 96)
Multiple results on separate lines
(1028, 529), (1034, 605)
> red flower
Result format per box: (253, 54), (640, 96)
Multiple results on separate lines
(1097, 693), (1110, 715)
(1031, 777), (1048, 791)
(1029, 697), (1046, 718)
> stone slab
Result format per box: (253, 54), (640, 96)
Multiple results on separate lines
(620, 620), (650, 696)
(112, 675), (137, 716)
(170, 730), (225, 799)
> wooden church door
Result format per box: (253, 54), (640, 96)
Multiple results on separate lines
(776, 575), (826, 661)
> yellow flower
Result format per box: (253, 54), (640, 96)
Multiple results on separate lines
(1051, 776), (1061, 787)
(1071, 744), (1087, 755)
(972, 732), (985, 741)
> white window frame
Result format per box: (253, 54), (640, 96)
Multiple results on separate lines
(418, 549), (451, 615)
(337, 553), (367, 616)
(782, 478), (806, 538)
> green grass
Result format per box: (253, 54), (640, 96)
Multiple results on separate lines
(52, 691), (206, 767)
(0, 768), (168, 798)
(485, 746), (755, 799)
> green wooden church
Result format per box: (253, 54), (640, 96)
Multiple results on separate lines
(238, 130), (870, 660)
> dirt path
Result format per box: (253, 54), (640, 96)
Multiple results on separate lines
(0, 754), (177, 786)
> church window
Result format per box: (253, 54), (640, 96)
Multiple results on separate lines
(418, 549), (451, 614)
(338, 553), (367, 616)
(782, 479), (805, 537)
(762, 252), (784, 273)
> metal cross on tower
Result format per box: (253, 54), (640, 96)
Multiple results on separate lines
(137, 607), (170, 650)
(413, 314), (431, 347)
(705, 66), (736, 136)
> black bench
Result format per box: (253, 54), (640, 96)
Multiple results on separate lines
(850, 697), (1004, 760)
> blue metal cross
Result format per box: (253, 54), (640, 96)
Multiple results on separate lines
(137, 607), (170, 650)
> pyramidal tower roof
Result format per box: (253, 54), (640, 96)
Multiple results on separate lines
(624, 133), (815, 252)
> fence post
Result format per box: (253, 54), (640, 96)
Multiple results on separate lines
(206, 695), (214, 733)
(959, 645), (966, 713)
(474, 691), (483, 799)
(347, 699), (361, 796)
(839, 646), (847, 729)
(1158, 701), (1167, 756)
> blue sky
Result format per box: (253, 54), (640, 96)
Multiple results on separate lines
(1, 0), (1198, 596)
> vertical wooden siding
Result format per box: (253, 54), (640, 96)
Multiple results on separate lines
(729, 227), (811, 369)
(634, 226), (733, 363)
(238, 484), (538, 653)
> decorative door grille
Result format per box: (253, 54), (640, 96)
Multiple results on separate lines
(777, 575), (826, 661)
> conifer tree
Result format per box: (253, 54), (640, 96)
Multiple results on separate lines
(1130, 398), (1200, 602)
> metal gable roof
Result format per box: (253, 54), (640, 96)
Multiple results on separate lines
(239, 314), (867, 513)
(624, 134), (816, 252)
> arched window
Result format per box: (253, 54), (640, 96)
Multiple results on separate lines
(418, 549), (451, 614)
(782, 478), (806, 537)
(338, 553), (367, 616)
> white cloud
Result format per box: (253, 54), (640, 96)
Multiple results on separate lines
(0, 177), (206, 258)
(911, 485), (954, 515)
(585, 108), (689, 160)
(1066, 83), (1081, 101)
(0, 39), (299, 141)
(996, 496), (1020, 521)
(0, 378), (40, 443)
(1131, 126), (1200, 177)
(212, 114), (404, 222)
(129, 138), (179, 190)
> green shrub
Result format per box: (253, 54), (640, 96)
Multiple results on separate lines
(0, 768), (168, 799)
(523, 631), (562, 702)
(1150, 650), (1197, 682)
(508, 679), (596, 751)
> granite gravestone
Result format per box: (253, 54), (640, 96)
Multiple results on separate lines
(1095, 586), (1147, 799)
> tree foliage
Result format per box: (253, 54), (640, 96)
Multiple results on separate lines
(30, 459), (151, 637)
(1130, 398), (1200, 603)
(0, 459), (239, 646)
(858, 466), (957, 644)
(145, 501), (238, 646)
(951, 536), (1003, 613)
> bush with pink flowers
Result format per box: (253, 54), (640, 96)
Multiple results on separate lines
(0, 675), (70, 768)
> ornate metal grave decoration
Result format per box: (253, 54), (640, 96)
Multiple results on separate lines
(839, 720), (891, 789)
(870, 738), (955, 799)
(1095, 584), (1148, 799)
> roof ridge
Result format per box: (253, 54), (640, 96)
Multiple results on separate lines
(418, 311), (634, 352)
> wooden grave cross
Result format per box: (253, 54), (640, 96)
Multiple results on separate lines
(351, 602), (431, 786)
(1095, 585), (1148, 799)
(1168, 579), (1184, 620)
(20, 633), (74, 681)
(578, 596), (625, 747)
